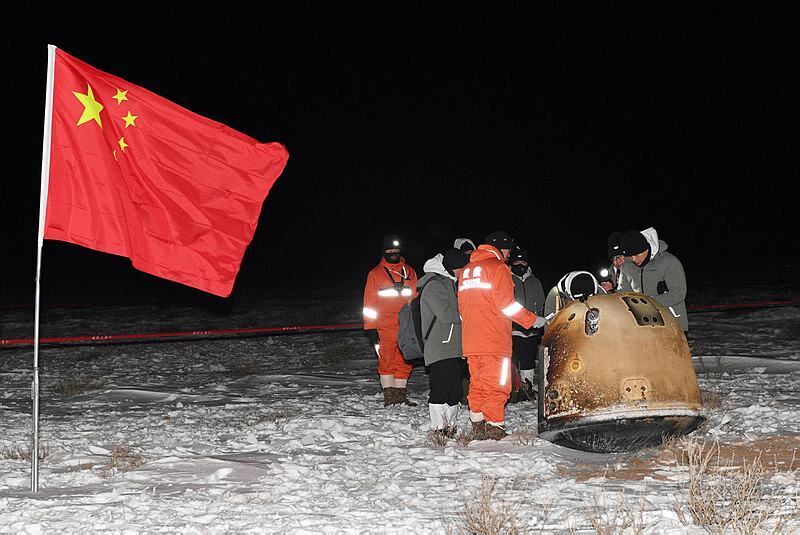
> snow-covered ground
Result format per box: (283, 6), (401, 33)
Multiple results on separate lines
(0, 288), (798, 533)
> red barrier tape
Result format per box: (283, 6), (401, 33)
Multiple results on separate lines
(1, 299), (796, 349)
(0, 323), (364, 348)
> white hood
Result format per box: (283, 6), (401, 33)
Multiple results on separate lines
(557, 271), (605, 300)
(422, 254), (456, 281)
(640, 227), (660, 257)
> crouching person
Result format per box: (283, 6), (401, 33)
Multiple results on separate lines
(419, 248), (470, 437)
(544, 271), (605, 317)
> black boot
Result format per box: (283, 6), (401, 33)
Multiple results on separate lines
(471, 420), (487, 440)
(384, 388), (400, 406)
(485, 423), (508, 441)
(396, 387), (417, 406)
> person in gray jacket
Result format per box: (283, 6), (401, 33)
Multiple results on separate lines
(508, 246), (545, 402)
(620, 227), (689, 332)
(418, 248), (470, 436)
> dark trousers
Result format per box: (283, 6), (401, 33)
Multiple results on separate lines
(428, 358), (465, 406)
(512, 334), (540, 371)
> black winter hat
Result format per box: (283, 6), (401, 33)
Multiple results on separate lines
(484, 230), (514, 250)
(382, 234), (402, 251)
(607, 231), (625, 258)
(442, 248), (469, 275)
(622, 230), (648, 256)
(510, 246), (528, 263)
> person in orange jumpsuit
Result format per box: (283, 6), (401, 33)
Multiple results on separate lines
(363, 235), (419, 406)
(458, 231), (548, 439)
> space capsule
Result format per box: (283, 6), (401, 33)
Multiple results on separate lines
(537, 291), (705, 453)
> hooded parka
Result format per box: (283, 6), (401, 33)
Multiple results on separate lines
(620, 227), (689, 331)
(417, 254), (463, 367)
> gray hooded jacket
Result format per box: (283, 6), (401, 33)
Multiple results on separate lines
(620, 227), (689, 331)
(417, 254), (463, 367)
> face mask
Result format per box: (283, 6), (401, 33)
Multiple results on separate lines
(511, 264), (527, 277)
(383, 251), (401, 264)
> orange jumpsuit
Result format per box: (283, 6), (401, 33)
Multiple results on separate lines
(458, 245), (537, 425)
(363, 257), (418, 385)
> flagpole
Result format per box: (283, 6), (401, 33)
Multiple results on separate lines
(32, 44), (57, 493)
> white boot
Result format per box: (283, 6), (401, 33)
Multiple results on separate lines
(429, 403), (447, 430)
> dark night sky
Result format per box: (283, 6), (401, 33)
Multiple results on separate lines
(1, 2), (798, 306)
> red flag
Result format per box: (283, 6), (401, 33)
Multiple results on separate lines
(45, 49), (289, 297)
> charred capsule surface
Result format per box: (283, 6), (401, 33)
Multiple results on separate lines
(537, 292), (705, 453)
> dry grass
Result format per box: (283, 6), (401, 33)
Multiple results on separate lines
(267, 409), (296, 432)
(2, 443), (50, 462)
(99, 445), (147, 478)
(445, 474), (523, 535)
(661, 432), (683, 451)
(456, 429), (478, 447)
(673, 438), (799, 534)
(428, 430), (449, 447)
(584, 489), (647, 534)
(511, 426), (537, 446)
(52, 377), (104, 396)
(702, 390), (723, 410)
(427, 414), (459, 447)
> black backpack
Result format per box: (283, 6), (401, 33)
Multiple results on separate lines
(397, 280), (437, 362)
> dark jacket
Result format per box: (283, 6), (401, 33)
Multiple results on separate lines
(511, 267), (545, 338)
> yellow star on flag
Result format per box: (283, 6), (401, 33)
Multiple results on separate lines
(113, 88), (128, 105)
(73, 83), (104, 128)
(118, 136), (129, 153)
(121, 111), (138, 128)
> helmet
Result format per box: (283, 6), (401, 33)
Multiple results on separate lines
(484, 230), (514, 250)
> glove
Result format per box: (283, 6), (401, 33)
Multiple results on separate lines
(366, 329), (380, 355)
(532, 315), (548, 329)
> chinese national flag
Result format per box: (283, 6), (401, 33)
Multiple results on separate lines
(45, 48), (289, 297)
